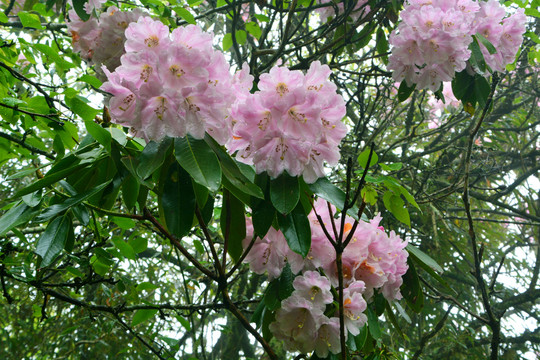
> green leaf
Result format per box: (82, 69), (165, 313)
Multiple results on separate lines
(245, 22), (262, 39)
(469, 36), (487, 74)
(270, 172), (299, 215)
(112, 237), (137, 261)
(309, 177), (346, 210)
(18, 11), (43, 29)
(122, 174), (140, 210)
(355, 325), (369, 350)
(252, 199), (275, 238)
(129, 237), (148, 254)
(278, 263), (294, 299)
(367, 306), (382, 340)
(36, 180), (111, 222)
(236, 30), (247, 45)
(160, 162), (196, 238)
(220, 191), (246, 263)
(15, 163), (87, 198)
(33, 43), (74, 70)
(35, 214), (72, 267)
(132, 309), (158, 327)
(174, 136), (221, 192)
(264, 280), (281, 310)
(475, 34), (497, 55)
(376, 28), (389, 64)
(222, 33), (233, 51)
(383, 192), (410, 227)
(385, 301), (406, 339)
(72, 0), (90, 21)
(401, 258), (424, 312)
(22, 190), (42, 207)
(205, 135), (262, 200)
(474, 75), (491, 109)
(406, 245), (442, 273)
(357, 148), (378, 169)
(0, 12), (8, 23)
(84, 120), (111, 152)
(398, 81), (416, 102)
(278, 202), (311, 258)
(174, 6), (196, 24)
(254, 14), (270, 22)
(137, 138), (172, 180)
(79, 74), (103, 88)
(0, 202), (30, 236)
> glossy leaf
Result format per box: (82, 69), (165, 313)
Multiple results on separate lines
(220, 191), (246, 263)
(270, 172), (299, 215)
(137, 138), (173, 180)
(174, 136), (221, 192)
(278, 203), (311, 258)
(37, 180), (111, 222)
(160, 162), (196, 238)
(35, 214), (72, 267)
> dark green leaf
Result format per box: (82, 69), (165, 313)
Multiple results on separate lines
(270, 172), (299, 215)
(122, 174), (140, 210)
(220, 191), (246, 263)
(0, 202), (31, 236)
(406, 244), (443, 273)
(137, 138), (173, 180)
(174, 136), (221, 192)
(160, 162), (196, 238)
(401, 258), (424, 313)
(376, 28), (389, 64)
(36, 180), (111, 222)
(277, 202), (311, 258)
(72, 0), (90, 21)
(35, 214), (71, 267)
(398, 81), (416, 102)
(15, 163), (87, 197)
(22, 190), (42, 207)
(367, 306), (382, 340)
(278, 263), (294, 300)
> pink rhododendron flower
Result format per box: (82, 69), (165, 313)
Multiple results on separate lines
(388, 0), (526, 92)
(241, 219), (303, 279)
(229, 61), (346, 183)
(67, 6), (145, 79)
(314, 317), (342, 357)
(292, 271), (333, 307)
(342, 282), (368, 335)
(316, 0), (370, 23)
(270, 295), (323, 353)
(101, 18), (247, 143)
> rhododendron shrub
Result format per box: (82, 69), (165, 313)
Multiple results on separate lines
(388, 0), (526, 92)
(242, 199), (408, 355)
(1, 0), (534, 359)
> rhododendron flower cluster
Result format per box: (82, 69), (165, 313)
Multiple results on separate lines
(242, 199), (408, 355)
(67, 6), (145, 80)
(228, 62), (347, 183)
(316, 0), (370, 23)
(388, 0), (526, 92)
(101, 17), (251, 143)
